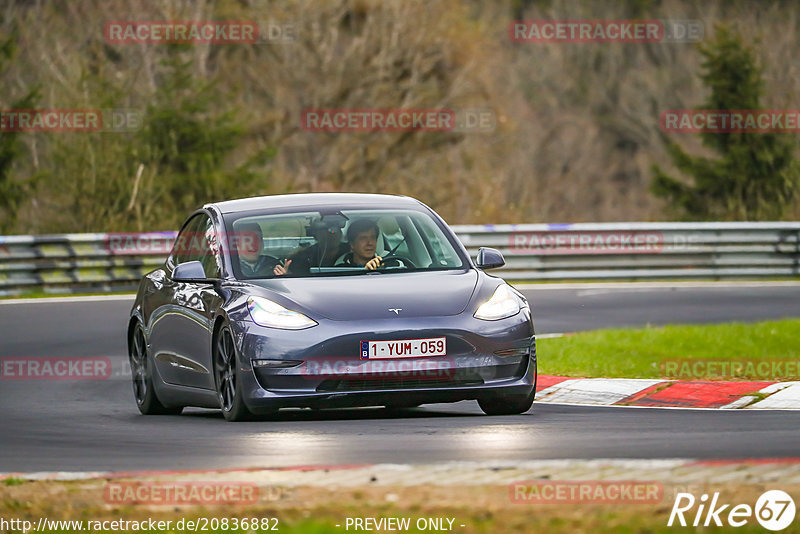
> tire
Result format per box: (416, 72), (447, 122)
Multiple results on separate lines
(478, 388), (534, 415)
(214, 325), (254, 422)
(478, 357), (537, 416)
(129, 323), (183, 415)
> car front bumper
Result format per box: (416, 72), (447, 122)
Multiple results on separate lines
(231, 311), (536, 412)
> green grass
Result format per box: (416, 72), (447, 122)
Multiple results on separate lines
(538, 319), (800, 380)
(1, 480), (786, 534)
(2, 478), (24, 486)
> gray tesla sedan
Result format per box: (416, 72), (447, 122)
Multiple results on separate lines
(127, 193), (536, 421)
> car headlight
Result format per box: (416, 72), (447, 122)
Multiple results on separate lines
(247, 296), (317, 330)
(510, 286), (530, 313)
(474, 284), (521, 321)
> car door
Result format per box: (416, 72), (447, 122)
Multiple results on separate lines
(149, 213), (222, 390)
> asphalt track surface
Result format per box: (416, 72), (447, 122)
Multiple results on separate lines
(2, 283), (800, 472)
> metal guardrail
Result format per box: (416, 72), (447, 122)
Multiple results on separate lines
(455, 222), (800, 281)
(1, 223), (799, 295)
(0, 232), (171, 295)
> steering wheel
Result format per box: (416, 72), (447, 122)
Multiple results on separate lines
(379, 254), (417, 269)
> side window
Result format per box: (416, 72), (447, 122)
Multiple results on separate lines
(198, 216), (221, 278)
(171, 214), (221, 278)
(171, 215), (205, 266)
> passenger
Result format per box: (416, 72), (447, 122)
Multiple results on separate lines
(235, 222), (281, 278)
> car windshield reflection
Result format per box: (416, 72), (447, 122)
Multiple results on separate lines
(226, 208), (467, 280)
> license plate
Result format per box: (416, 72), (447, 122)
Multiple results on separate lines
(360, 337), (446, 360)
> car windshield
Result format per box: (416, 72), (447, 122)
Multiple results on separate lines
(226, 208), (467, 279)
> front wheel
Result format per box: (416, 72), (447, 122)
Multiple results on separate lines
(214, 325), (254, 422)
(129, 323), (182, 415)
(478, 357), (537, 415)
(478, 388), (534, 415)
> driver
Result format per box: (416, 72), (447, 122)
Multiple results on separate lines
(337, 219), (384, 270)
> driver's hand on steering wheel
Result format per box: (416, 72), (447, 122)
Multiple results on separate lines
(365, 256), (383, 271)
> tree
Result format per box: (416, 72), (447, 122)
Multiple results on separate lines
(0, 30), (38, 233)
(651, 25), (800, 220)
(134, 56), (270, 229)
(36, 54), (273, 232)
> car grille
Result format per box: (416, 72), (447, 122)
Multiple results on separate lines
(316, 375), (484, 392)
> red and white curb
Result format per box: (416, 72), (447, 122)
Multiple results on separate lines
(536, 375), (800, 409)
(3, 459), (800, 485)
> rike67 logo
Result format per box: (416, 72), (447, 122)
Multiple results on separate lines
(668, 490), (796, 531)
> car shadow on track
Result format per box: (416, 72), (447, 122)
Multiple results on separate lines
(177, 403), (485, 423)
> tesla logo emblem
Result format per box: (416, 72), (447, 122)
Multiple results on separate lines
(388, 308), (402, 315)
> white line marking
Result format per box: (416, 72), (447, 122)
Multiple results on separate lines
(757, 381), (800, 395)
(536, 378), (664, 405)
(515, 281), (800, 290)
(748, 382), (800, 409)
(535, 333), (568, 339)
(0, 295), (136, 305)
(721, 396), (757, 409)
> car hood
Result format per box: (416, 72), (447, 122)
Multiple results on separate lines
(247, 269), (479, 321)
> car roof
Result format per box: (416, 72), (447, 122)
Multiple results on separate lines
(207, 193), (423, 214)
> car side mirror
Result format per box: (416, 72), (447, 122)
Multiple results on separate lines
(476, 247), (505, 269)
(172, 260), (210, 282)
